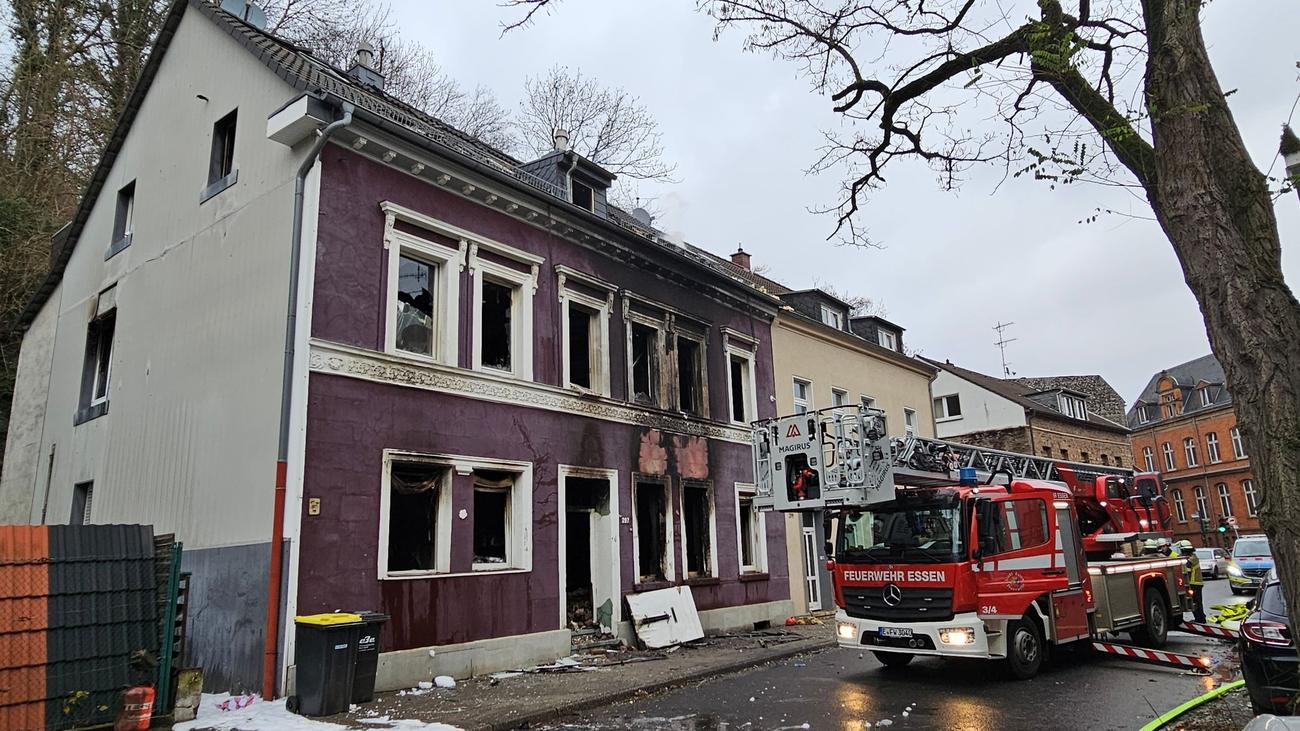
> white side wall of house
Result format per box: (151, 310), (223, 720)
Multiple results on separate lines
(0, 6), (306, 690)
(0, 294), (60, 522)
(931, 368), (1026, 439)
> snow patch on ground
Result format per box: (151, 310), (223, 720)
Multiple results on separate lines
(173, 693), (463, 731)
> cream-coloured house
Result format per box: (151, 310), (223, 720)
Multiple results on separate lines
(714, 250), (937, 613)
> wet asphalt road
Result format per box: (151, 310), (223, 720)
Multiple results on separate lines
(541, 579), (1249, 731)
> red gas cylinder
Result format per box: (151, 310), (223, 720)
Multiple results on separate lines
(114, 686), (155, 731)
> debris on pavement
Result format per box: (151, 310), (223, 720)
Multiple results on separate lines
(173, 693), (465, 731)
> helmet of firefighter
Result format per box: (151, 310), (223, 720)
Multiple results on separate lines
(1143, 539), (1158, 550)
(1178, 539), (1194, 551)
(1157, 537), (1171, 547)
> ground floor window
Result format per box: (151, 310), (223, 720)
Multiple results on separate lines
(473, 470), (514, 569)
(736, 483), (766, 574)
(635, 478), (670, 582)
(682, 481), (714, 578)
(387, 460), (449, 573)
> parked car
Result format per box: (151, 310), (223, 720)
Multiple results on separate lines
(1240, 575), (1299, 714)
(1230, 535), (1276, 594)
(1196, 547), (1230, 578)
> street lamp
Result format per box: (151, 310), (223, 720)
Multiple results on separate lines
(1282, 124), (1300, 204)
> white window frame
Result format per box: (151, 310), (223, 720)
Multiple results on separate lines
(1059, 394), (1087, 420)
(1163, 442), (1176, 471)
(932, 394), (962, 422)
(877, 329), (897, 350)
(734, 482), (767, 574)
(560, 288), (612, 396)
(89, 317), (114, 407)
(1137, 405), (1150, 424)
(678, 480), (719, 579)
(626, 313), (666, 408)
(1232, 427), (1246, 459)
(792, 378), (812, 414)
(377, 451), (533, 580)
(1200, 388), (1213, 407)
(385, 231), (460, 365)
(1143, 446), (1155, 472)
(1243, 479), (1258, 517)
(473, 258), (535, 379)
(1206, 432), (1221, 464)
(1194, 486), (1209, 519)
(631, 475), (674, 583)
(904, 407), (918, 436)
(831, 388), (849, 408)
(820, 305), (843, 330)
(727, 346), (757, 425)
(1183, 437), (1198, 468)
(1216, 483), (1233, 518)
(1173, 490), (1187, 522)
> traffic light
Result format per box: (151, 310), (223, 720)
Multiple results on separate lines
(1217, 516), (1228, 534)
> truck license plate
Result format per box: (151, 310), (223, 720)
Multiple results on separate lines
(879, 627), (913, 639)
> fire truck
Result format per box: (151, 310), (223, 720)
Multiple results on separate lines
(753, 405), (1188, 679)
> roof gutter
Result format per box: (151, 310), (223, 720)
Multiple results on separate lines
(263, 102), (354, 700)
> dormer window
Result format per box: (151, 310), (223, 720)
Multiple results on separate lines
(1199, 387), (1213, 407)
(571, 180), (595, 211)
(877, 329), (897, 351)
(820, 305), (843, 330)
(1059, 393), (1087, 420)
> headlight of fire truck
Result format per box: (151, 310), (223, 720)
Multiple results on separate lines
(838, 622), (859, 640)
(939, 626), (976, 645)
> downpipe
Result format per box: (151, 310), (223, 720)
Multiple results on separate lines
(263, 102), (354, 700)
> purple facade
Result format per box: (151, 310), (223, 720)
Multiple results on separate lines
(298, 146), (786, 651)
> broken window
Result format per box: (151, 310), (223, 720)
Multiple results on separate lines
(473, 470), (513, 568)
(635, 479), (668, 582)
(395, 255), (436, 356)
(676, 336), (703, 415)
(729, 352), (752, 423)
(630, 323), (659, 405)
(480, 279), (514, 371)
(387, 461), (445, 572)
(568, 304), (595, 389)
(737, 486), (763, 573)
(683, 482), (712, 577)
(78, 306), (116, 421)
(571, 180), (595, 211)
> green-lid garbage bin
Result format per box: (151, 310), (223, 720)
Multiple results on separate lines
(292, 613), (362, 716)
(351, 611), (390, 703)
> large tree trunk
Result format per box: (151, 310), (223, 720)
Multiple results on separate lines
(1143, 0), (1300, 645)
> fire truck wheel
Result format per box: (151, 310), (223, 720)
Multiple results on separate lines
(1005, 616), (1044, 680)
(873, 651), (914, 669)
(1129, 587), (1170, 648)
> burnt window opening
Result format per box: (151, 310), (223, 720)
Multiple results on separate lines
(112, 181), (135, 247)
(396, 255), (436, 356)
(738, 492), (760, 571)
(631, 323), (659, 405)
(729, 353), (752, 423)
(683, 483), (712, 577)
(635, 480), (668, 582)
(473, 470), (514, 567)
(480, 279), (514, 371)
(387, 461), (446, 572)
(571, 180), (595, 211)
(676, 336), (703, 415)
(568, 304), (595, 389)
(208, 109), (237, 185)
(79, 310), (116, 413)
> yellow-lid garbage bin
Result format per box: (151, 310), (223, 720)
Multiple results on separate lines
(290, 613), (363, 716)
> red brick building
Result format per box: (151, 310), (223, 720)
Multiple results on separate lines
(1128, 355), (1259, 548)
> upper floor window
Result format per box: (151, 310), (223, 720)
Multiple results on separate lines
(860, 395), (886, 433)
(877, 329), (897, 351)
(1206, 432), (1221, 463)
(1142, 446), (1154, 472)
(1199, 387), (1213, 407)
(1059, 394), (1087, 420)
(473, 259), (535, 379)
(728, 348), (756, 424)
(562, 288), (611, 396)
(1243, 480), (1258, 517)
(793, 379), (812, 414)
(1172, 489), (1186, 522)
(76, 288), (116, 425)
(1160, 391), (1179, 418)
(1231, 427), (1246, 459)
(904, 408), (917, 436)
(1162, 442), (1175, 471)
(932, 394), (962, 421)
(385, 224), (460, 365)
(1194, 485), (1209, 518)
(1183, 437), (1198, 468)
(674, 332), (707, 416)
(1216, 483), (1233, 518)
(202, 108), (239, 201)
(629, 321), (663, 406)
(109, 181), (135, 257)
(820, 305), (843, 330)
(71, 482), (94, 525)
(1136, 404), (1150, 424)
(571, 180), (595, 212)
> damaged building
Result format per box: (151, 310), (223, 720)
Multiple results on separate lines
(0, 0), (790, 695)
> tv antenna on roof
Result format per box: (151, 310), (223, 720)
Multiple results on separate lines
(219, 0), (268, 30)
(993, 321), (1017, 377)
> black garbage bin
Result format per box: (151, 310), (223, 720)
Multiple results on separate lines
(351, 611), (390, 703)
(292, 613), (363, 716)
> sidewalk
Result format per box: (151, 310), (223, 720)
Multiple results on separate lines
(327, 624), (836, 731)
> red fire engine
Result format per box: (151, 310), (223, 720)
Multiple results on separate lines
(753, 406), (1188, 679)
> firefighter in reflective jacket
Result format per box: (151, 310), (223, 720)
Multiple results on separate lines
(1178, 539), (1206, 623)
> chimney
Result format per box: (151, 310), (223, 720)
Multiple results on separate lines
(348, 42), (386, 90)
(730, 245), (751, 271)
(553, 128), (570, 152)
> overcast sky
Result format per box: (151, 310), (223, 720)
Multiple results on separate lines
(388, 0), (1300, 406)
